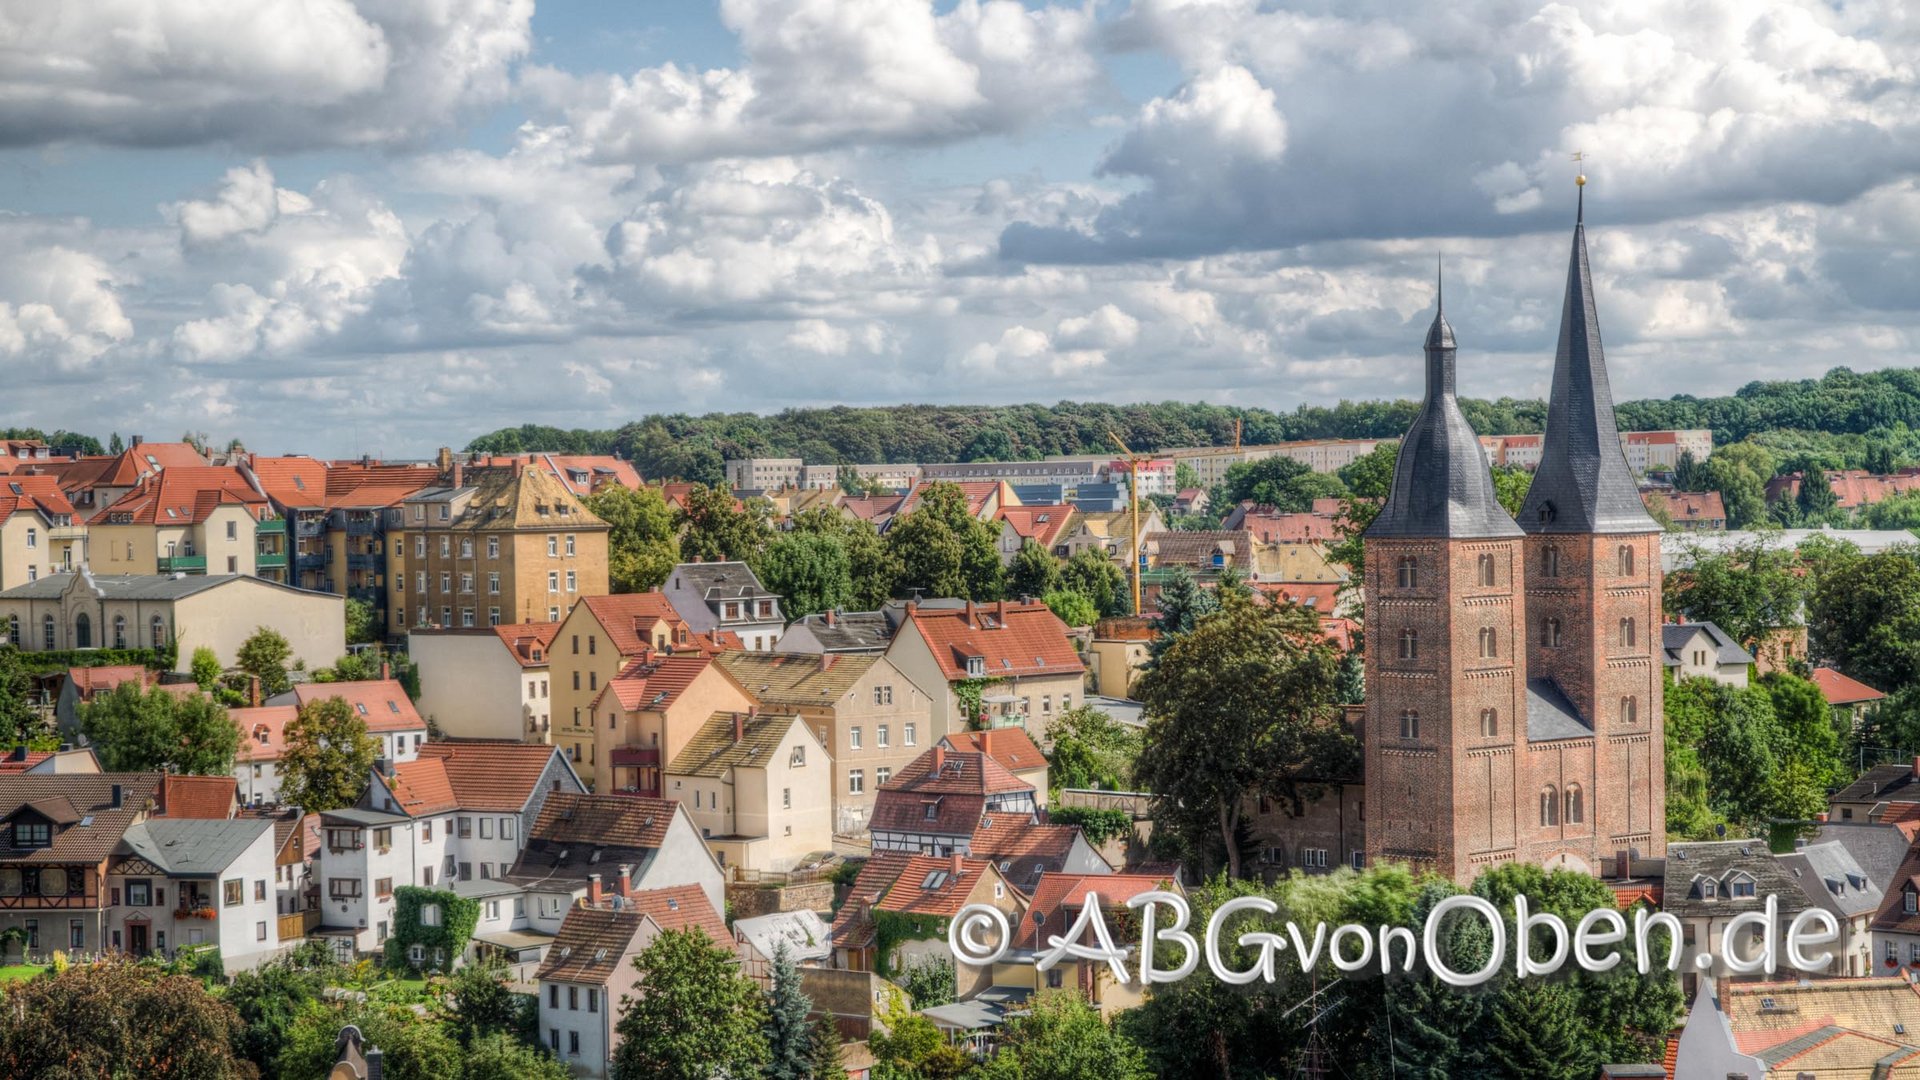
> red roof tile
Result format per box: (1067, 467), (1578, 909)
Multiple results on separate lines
(1811, 667), (1887, 706)
(87, 466), (267, 526)
(969, 816), (1086, 887)
(494, 622), (562, 667)
(599, 653), (715, 713)
(901, 601), (1083, 683)
(537, 885), (726, 983)
(997, 505), (1076, 550)
(291, 680), (426, 734)
(578, 594), (689, 657)
(1240, 511), (1341, 544)
(1014, 872), (1177, 949)
(0, 474), (76, 526)
(233, 705), (298, 764)
(529, 792), (676, 849)
(417, 742), (566, 812)
(940, 729), (1047, 776)
(0, 752), (52, 774)
(899, 481), (1003, 520)
(870, 748), (1033, 836)
(386, 758), (459, 816)
(875, 855), (999, 918)
(158, 774), (238, 819)
(65, 665), (154, 699)
(1644, 490), (1726, 523)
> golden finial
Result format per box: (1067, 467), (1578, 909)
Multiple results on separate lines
(1572, 150), (1587, 187)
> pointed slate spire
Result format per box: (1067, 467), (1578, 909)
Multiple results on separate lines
(1367, 262), (1522, 540)
(1518, 184), (1659, 535)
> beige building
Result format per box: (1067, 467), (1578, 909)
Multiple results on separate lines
(550, 593), (692, 788)
(1085, 616), (1153, 699)
(0, 569), (344, 673)
(664, 711), (833, 873)
(87, 467), (272, 578)
(0, 476), (82, 590)
(714, 651), (938, 835)
(409, 622), (559, 743)
(387, 466), (609, 637)
(884, 600), (1086, 742)
(590, 654), (755, 796)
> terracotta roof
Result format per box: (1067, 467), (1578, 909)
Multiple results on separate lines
(528, 792), (676, 849)
(0, 774), (162, 864)
(538, 885), (725, 983)
(233, 705), (298, 765)
(87, 466), (266, 526)
(997, 505), (1076, 550)
(840, 495), (904, 522)
(884, 747), (1031, 798)
(473, 454), (643, 498)
(1872, 846), (1920, 936)
(386, 759), (459, 816)
(901, 601), (1083, 682)
(0, 753), (52, 774)
(1145, 530), (1256, 570)
(246, 456), (329, 507)
(1240, 512), (1341, 544)
(1014, 872), (1177, 949)
(1812, 667), (1887, 706)
(418, 742), (568, 812)
(1769, 470), (1920, 510)
(494, 622), (562, 667)
(65, 665), (154, 699)
(290, 680), (425, 734)
(668, 712), (804, 778)
(875, 855), (998, 918)
(713, 651), (878, 708)
(1643, 490), (1726, 523)
(601, 654), (715, 713)
(940, 729), (1046, 777)
(969, 816), (1085, 888)
(0, 475), (76, 526)
(158, 775), (238, 819)
(870, 749), (1032, 836)
(1720, 977), (1920, 1057)
(1092, 616), (1155, 642)
(577, 593), (687, 657)
(829, 852), (915, 950)
(898, 481), (1004, 520)
(76, 442), (209, 490)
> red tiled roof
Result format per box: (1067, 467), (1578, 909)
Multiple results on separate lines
(86, 466), (266, 526)
(601, 653), (714, 713)
(940, 729), (1047, 776)
(997, 505), (1076, 550)
(1253, 581), (1341, 612)
(474, 455), (643, 498)
(875, 855), (998, 918)
(90, 442), (208, 488)
(232, 705), (298, 765)
(1768, 470), (1920, 510)
(417, 742), (565, 812)
(1014, 872), (1177, 949)
(158, 774), (238, 819)
(970, 816), (1085, 887)
(530, 792), (677, 849)
(626, 883), (728, 942)
(66, 665), (153, 699)
(898, 481), (1002, 520)
(291, 680), (426, 734)
(840, 495), (904, 522)
(538, 885), (726, 984)
(578, 594), (687, 657)
(247, 456), (329, 507)
(1811, 667), (1887, 706)
(0, 474), (76, 525)
(494, 622), (562, 667)
(902, 601), (1083, 682)
(387, 758), (459, 816)
(0, 752), (52, 774)
(1644, 490), (1726, 523)
(870, 749), (1032, 836)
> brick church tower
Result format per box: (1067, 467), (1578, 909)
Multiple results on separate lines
(1362, 188), (1665, 884)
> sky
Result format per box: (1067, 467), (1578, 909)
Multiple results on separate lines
(5, 0), (1920, 458)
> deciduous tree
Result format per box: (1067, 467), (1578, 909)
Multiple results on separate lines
(236, 626), (294, 698)
(611, 927), (769, 1080)
(80, 682), (239, 775)
(675, 485), (773, 565)
(278, 696), (379, 812)
(1007, 539), (1063, 600)
(587, 484), (680, 592)
(0, 958), (249, 1079)
(758, 531), (854, 619)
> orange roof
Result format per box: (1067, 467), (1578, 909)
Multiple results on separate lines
(0, 752), (52, 774)
(87, 466), (266, 526)
(291, 680), (426, 734)
(417, 742), (567, 812)
(941, 728), (1047, 776)
(1644, 490), (1726, 522)
(600, 653), (715, 713)
(233, 705), (298, 764)
(248, 456), (438, 510)
(902, 601), (1083, 683)
(65, 665), (154, 698)
(494, 622), (562, 667)
(85, 442), (209, 489)
(899, 481), (1003, 520)
(0, 475), (76, 525)
(1811, 667), (1887, 706)
(386, 758), (459, 816)
(1015, 872), (1176, 949)
(875, 855), (999, 918)
(473, 454), (643, 498)
(1254, 581), (1341, 612)
(626, 883), (728, 942)
(577, 594), (687, 657)
(247, 456), (329, 506)
(997, 505), (1076, 550)
(158, 774), (238, 819)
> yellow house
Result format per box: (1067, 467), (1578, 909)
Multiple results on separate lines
(0, 476), (83, 590)
(589, 653), (755, 796)
(86, 467), (272, 577)
(663, 711), (833, 873)
(550, 593), (692, 788)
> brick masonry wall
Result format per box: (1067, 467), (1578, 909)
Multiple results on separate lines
(727, 880), (835, 919)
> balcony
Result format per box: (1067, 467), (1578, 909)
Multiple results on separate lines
(157, 554), (207, 574)
(277, 910), (320, 941)
(294, 518), (327, 538)
(256, 552), (288, 570)
(48, 524), (86, 542)
(257, 516), (287, 532)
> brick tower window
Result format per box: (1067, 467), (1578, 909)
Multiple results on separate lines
(1540, 785), (1559, 827)
(1619, 617), (1637, 648)
(1478, 627), (1497, 658)
(1541, 617), (1562, 648)
(1399, 710), (1419, 739)
(1564, 784), (1584, 824)
(1542, 546), (1561, 577)
(1396, 556), (1418, 589)
(1480, 708), (1498, 737)
(1398, 629), (1418, 660)
(1617, 545), (1634, 576)
(1621, 695), (1638, 724)
(1477, 553), (1495, 587)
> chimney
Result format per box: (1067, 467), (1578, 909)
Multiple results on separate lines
(616, 864), (633, 899)
(110, 784), (123, 809)
(247, 675), (261, 708)
(366, 1045), (383, 1080)
(380, 660), (391, 682)
(949, 852), (964, 878)
(905, 601), (919, 616)
(932, 745), (946, 773)
(436, 447), (452, 472)
(733, 712), (745, 743)
(130, 435), (144, 447)
(996, 599), (1007, 621)
(965, 599), (977, 627)
(588, 873), (603, 907)
(1615, 849), (1629, 880)
(823, 609), (836, 627)
(1912, 755), (1919, 781)
(819, 654), (837, 672)
(374, 758), (392, 778)
(8, 745), (23, 763)
(451, 461), (464, 489)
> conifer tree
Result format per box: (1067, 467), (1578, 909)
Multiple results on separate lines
(763, 942), (813, 1080)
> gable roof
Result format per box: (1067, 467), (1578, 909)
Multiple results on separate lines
(940, 729), (1046, 777)
(1661, 621), (1754, 668)
(65, 665), (154, 699)
(713, 651), (878, 708)
(0, 475), (76, 526)
(158, 774), (238, 819)
(0, 570), (325, 603)
(1834, 763), (1920, 807)
(0, 774), (162, 864)
(120, 816), (271, 876)
(577, 593), (686, 657)
(1014, 872), (1178, 949)
(87, 466), (267, 526)
(1778, 840), (1883, 920)
(493, 621), (562, 667)
(875, 855), (1000, 918)
(781, 610), (894, 652)
(667, 712), (805, 778)
(289, 680), (424, 734)
(385, 759), (459, 816)
(527, 792), (676, 850)
(669, 561), (779, 604)
(997, 505), (1076, 550)
(417, 742), (567, 812)
(1811, 666), (1887, 706)
(1662, 840), (1812, 920)
(969, 815), (1089, 887)
(601, 653), (716, 713)
(233, 705), (298, 765)
(1644, 490), (1726, 523)
(537, 885), (726, 984)
(899, 601), (1083, 682)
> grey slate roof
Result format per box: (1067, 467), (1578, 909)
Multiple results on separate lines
(120, 818), (271, 877)
(1526, 679), (1592, 741)
(0, 569), (333, 603)
(1815, 822), (1913, 894)
(1662, 840), (1812, 920)
(1518, 194), (1660, 536)
(1366, 297), (1523, 540)
(1661, 621), (1755, 668)
(672, 561), (779, 602)
(1778, 840), (1883, 919)
(785, 611), (893, 652)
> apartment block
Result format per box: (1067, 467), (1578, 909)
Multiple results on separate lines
(549, 593), (692, 788)
(87, 467), (275, 578)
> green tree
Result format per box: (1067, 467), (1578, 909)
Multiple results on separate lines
(190, 647), (223, 691)
(764, 942), (814, 1080)
(277, 696), (379, 812)
(1807, 546), (1920, 690)
(0, 958), (249, 1079)
(759, 531), (854, 619)
(1700, 441), (1774, 528)
(224, 950), (334, 1074)
(676, 485), (774, 565)
(885, 483), (1002, 601)
(1663, 536), (1809, 650)
(790, 508), (896, 610)
(464, 1031), (574, 1080)
(109, 432), (125, 455)
(277, 1002), (463, 1080)
(1213, 456), (1349, 513)
(868, 1002), (970, 1080)
(0, 649), (43, 749)
(1865, 489), (1920, 530)
(1040, 588), (1097, 628)
(1794, 465), (1840, 523)
(1173, 460), (1202, 494)
(236, 627), (294, 698)
(449, 955), (534, 1048)
(1491, 464), (1532, 517)
(895, 954), (955, 1010)
(1673, 448), (1702, 490)
(1146, 565), (1217, 665)
(991, 992), (1151, 1080)
(80, 682), (239, 775)
(612, 927), (769, 1080)
(1061, 548), (1126, 617)
(344, 598), (379, 645)
(1868, 441), (1900, 476)
(1007, 540), (1063, 600)
(1133, 593), (1354, 878)
(807, 1017), (844, 1080)
(1045, 704), (1141, 794)
(587, 484), (680, 592)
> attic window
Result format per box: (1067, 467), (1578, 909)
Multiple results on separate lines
(388, 701), (401, 713)
(921, 871), (949, 890)
(666, 897), (678, 911)
(5, 483), (17, 495)
(355, 703), (368, 715)
(1760, 997), (1776, 1010)
(593, 948), (608, 961)
(966, 657), (985, 678)
(294, 477), (306, 491)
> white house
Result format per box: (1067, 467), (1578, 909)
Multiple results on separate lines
(661, 561), (784, 651)
(231, 705), (296, 807)
(1661, 621), (1754, 688)
(408, 623), (558, 742)
(275, 677), (428, 765)
(109, 816), (284, 972)
(504, 793), (726, 937)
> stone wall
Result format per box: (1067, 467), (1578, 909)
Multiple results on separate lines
(727, 880), (835, 920)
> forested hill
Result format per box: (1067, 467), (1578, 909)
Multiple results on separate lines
(465, 366), (1920, 484)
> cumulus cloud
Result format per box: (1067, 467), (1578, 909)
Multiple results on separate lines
(0, 245), (133, 370)
(0, 0), (532, 149)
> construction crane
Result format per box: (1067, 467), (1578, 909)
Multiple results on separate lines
(1108, 431), (1150, 616)
(1233, 416), (1242, 453)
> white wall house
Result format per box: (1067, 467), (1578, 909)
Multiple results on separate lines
(408, 624), (557, 743)
(109, 817), (284, 973)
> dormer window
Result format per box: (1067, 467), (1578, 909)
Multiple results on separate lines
(1701, 879), (1717, 899)
(1727, 874), (1756, 899)
(966, 656), (986, 678)
(1905, 888), (1916, 915)
(13, 821), (50, 847)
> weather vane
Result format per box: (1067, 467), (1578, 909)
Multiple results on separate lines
(1571, 150), (1587, 187)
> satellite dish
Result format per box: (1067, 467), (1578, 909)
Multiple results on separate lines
(1715, 824), (1727, 838)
